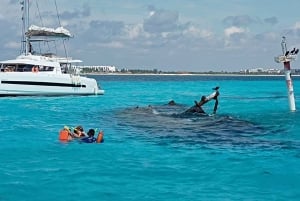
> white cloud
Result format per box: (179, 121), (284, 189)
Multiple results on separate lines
(183, 25), (213, 39)
(161, 32), (170, 38)
(149, 11), (155, 17)
(4, 41), (19, 49)
(143, 9), (179, 34)
(293, 22), (300, 30)
(224, 26), (246, 38)
(223, 26), (249, 48)
(124, 24), (143, 39)
(96, 41), (124, 49)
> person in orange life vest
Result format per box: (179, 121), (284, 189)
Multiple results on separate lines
(59, 126), (73, 141)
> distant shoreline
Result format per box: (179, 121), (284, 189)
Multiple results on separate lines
(83, 72), (299, 76)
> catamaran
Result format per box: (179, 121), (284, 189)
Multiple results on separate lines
(0, 0), (104, 96)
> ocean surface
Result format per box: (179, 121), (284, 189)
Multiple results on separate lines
(1, 75), (300, 201)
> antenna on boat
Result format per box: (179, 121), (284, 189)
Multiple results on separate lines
(274, 36), (297, 111)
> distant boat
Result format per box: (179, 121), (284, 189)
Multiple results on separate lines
(0, 0), (104, 96)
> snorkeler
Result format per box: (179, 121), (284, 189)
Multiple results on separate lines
(72, 125), (86, 138)
(59, 126), (104, 143)
(58, 126), (73, 141)
(80, 129), (104, 143)
(59, 125), (85, 141)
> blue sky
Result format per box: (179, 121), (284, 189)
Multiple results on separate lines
(1, 0), (300, 72)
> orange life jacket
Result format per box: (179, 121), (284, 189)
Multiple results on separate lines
(96, 131), (104, 143)
(59, 129), (70, 141)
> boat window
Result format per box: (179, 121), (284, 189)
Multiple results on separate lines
(1, 64), (16, 72)
(39, 66), (54, 71)
(16, 64), (33, 72)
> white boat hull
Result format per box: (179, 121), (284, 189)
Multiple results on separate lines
(0, 72), (104, 96)
(0, 1), (105, 97)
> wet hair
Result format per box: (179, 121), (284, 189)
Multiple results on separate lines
(87, 129), (95, 137)
(75, 126), (84, 132)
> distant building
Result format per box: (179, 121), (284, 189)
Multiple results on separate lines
(266, 69), (281, 74)
(240, 67), (281, 74)
(249, 68), (264, 73)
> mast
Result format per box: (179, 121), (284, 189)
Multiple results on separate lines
(274, 36), (298, 111)
(21, 0), (30, 55)
(25, 0), (30, 55)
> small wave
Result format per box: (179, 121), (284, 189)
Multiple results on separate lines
(225, 95), (286, 100)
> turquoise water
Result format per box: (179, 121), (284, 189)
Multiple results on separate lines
(0, 75), (300, 201)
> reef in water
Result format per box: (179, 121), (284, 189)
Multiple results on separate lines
(115, 102), (294, 150)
